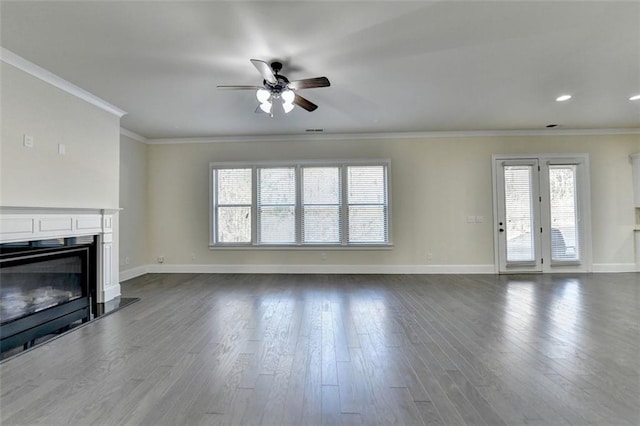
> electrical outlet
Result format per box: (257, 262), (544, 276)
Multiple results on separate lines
(58, 143), (66, 155)
(320, 252), (327, 261)
(426, 252), (433, 261)
(23, 134), (34, 148)
(125, 256), (131, 265)
(157, 256), (165, 264)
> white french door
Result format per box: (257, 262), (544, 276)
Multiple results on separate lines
(493, 155), (590, 273)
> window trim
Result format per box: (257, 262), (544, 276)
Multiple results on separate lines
(210, 159), (392, 249)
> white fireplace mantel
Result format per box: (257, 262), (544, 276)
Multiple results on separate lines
(0, 206), (121, 303)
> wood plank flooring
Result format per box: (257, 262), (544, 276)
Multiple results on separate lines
(1, 273), (639, 425)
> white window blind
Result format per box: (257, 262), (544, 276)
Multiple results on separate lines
(503, 165), (535, 262)
(302, 167), (341, 243)
(215, 168), (252, 243)
(347, 165), (388, 243)
(549, 165), (579, 262)
(258, 167), (296, 244)
(210, 161), (390, 247)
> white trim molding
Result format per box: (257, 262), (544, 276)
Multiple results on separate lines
(591, 263), (637, 273)
(128, 262), (637, 277)
(145, 128), (640, 145)
(103, 283), (122, 302)
(144, 263), (497, 275)
(120, 128), (147, 143)
(0, 47), (127, 118)
(119, 265), (149, 282)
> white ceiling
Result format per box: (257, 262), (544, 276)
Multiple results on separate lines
(2, 1), (639, 140)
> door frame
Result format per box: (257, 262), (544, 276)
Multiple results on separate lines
(492, 153), (592, 274)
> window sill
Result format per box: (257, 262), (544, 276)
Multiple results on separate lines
(208, 244), (394, 251)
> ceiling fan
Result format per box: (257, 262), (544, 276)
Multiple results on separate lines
(217, 59), (330, 116)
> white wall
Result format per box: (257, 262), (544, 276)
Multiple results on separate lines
(145, 133), (639, 272)
(1, 61), (123, 298)
(1, 62), (120, 209)
(5, 57), (636, 280)
(119, 133), (148, 276)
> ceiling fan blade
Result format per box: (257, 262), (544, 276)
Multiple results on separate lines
(293, 94), (318, 112)
(217, 85), (262, 90)
(288, 77), (330, 90)
(250, 59), (277, 85)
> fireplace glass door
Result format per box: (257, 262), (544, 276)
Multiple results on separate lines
(1, 253), (85, 324)
(1, 241), (93, 353)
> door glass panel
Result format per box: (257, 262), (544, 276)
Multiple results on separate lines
(549, 165), (579, 261)
(504, 165), (535, 262)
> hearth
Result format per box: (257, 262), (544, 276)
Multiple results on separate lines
(0, 237), (96, 352)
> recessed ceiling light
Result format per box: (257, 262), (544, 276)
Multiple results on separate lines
(630, 94), (640, 101)
(556, 94), (572, 102)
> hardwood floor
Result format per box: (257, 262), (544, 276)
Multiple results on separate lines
(1, 273), (638, 425)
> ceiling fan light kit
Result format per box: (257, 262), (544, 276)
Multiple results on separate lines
(218, 59), (330, 117)
(256, 88), (271, 103)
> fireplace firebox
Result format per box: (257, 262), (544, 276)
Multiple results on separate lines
(0, 237), (97, 353)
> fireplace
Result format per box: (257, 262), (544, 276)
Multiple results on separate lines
(0, 237), (96, 352)
(0, 207), (121, 354)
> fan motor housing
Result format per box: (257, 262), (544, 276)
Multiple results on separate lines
(264, 74), (290, 95)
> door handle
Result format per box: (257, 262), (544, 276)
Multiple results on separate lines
(499, 228), (504, 232)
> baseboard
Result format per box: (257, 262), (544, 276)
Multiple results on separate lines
(591, 263), (637, 273)
(119, 265), (149, 282)
(102, 284), (121, 302)
(122, 263), (639, 277)
(144, 263), (497, 275)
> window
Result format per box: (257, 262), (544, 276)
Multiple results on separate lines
(210, 161), (390, 247)
(302, 167), (341, 244)
(258, 167), (296, 244)
(348, 166), (388, 244)
(214, 168), (252, 243)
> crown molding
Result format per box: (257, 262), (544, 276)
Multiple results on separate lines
(0, 47), (127, 118)
(145, 128), (640, 145)
(120, 128), (147, 143)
